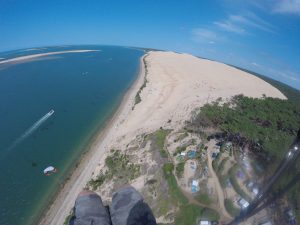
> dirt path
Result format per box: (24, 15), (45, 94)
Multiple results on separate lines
(207, 141), (233, 220)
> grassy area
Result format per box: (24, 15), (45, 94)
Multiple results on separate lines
(175, 204), (220, 225)
(134, 77), (147, 105)
(163, 163), (174, 175)
(162, 162), (219, 224)
(155, 129), (170, 158)
(212, 153), (222, 172)
(87, 150), (140, 190)
(229, 164), (252, 202)
(163, 162), (188, 205)
(153, 128), (220, 223)
(63, 209), (74, 225)
(211, 154), (230, 188)
(173, 146), (187, 156)
(133, 55), (149, 107)
(217, 157), (229, 174)
(224, 199), (240, 217)
(195, 193), (212, 206)
(175, 162), (185, 178)
(174, 132), (189, 142)
(88, 173), (106, 190)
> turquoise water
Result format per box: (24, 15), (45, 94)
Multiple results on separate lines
(0, 45), (144, 225)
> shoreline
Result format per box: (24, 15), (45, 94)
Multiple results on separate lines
(0, 50), (101, 65)
(37, 53), (147, 225)
(37, 50), (287, 225)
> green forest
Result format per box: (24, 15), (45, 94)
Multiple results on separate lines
(195, 95), (300, 158)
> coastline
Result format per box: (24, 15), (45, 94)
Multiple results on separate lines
(0, 50), (100, 65)
(37, 50), (287, 225)
(38, 53), (147, 225)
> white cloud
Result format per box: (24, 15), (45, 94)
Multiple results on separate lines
(214, 21), (246, 34)
(214, 12), (275, 35)
(273, 0), (300, 15)
(191, 28), (223, 43)
(251, 62), (260, 67)
(242, 0), (300, 16)
(230, 13), (275, 33)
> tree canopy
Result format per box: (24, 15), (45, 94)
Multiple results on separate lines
(195, 95), (300, 158)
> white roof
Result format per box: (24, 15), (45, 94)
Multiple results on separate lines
(44, 166), (55, 173)
(180, 152), (186, 156)
(253, 188), (259, 195)
(192, 180), (199, 186)
(260, 222), (272, 225)
(199, 221), (211, 225)
(239, 198), (249, 208)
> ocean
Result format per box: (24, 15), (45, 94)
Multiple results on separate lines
(0, 45), (144, 225)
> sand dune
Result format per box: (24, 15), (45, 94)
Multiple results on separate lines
(112, 51), (286, 149)
(39, 51), (286, 225)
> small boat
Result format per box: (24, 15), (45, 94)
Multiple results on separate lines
(48, 109), (55, 115)
(43, 166), (57, 176)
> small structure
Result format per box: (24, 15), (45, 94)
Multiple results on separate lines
(237, 170), (245, 179)
(238, 198), (249, 209)
(187, 150), (196, 159)
(211, 152), (219, 159)
(252, 187), (259, 196)
(199, 221), (211, 225)
(259, 222), (272, 225)
(247, 181), (259, 196)
(190, 161), (197, 171)
(285, 209), (296, 225)
(247, 181), (254, 189)
(180, 152), (186, 156)
(191, 180), (199, 193)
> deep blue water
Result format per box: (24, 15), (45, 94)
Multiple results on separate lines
(0, 45), (144, 225)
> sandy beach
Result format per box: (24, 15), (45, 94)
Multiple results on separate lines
(0, 50), (100, 65)
(39, 51), (286, 225)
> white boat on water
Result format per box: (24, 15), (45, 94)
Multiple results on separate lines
(48, 109), (54, 115)
(43, 166), (58, 176)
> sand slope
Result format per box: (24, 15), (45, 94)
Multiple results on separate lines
(112, 51), (286, 149)
(39, 51), (286, 225)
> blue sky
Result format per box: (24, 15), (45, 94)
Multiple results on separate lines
(1, 0), (300, 89)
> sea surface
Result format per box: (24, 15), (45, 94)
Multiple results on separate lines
(0, 45), (144, 225)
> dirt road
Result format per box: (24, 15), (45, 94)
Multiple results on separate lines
(207, 141), (233, 220)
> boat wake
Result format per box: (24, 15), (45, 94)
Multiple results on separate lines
(4, 110), (55, 154)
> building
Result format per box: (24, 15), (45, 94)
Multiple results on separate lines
(259, 222), (272, 225)
(191, 180), (199, 193)
(180, 152), (186, 156)
(238, 198), (249, 209)
(199, 221), (211, 225)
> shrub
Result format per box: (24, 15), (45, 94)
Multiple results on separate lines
(176, 162), (185, 178)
